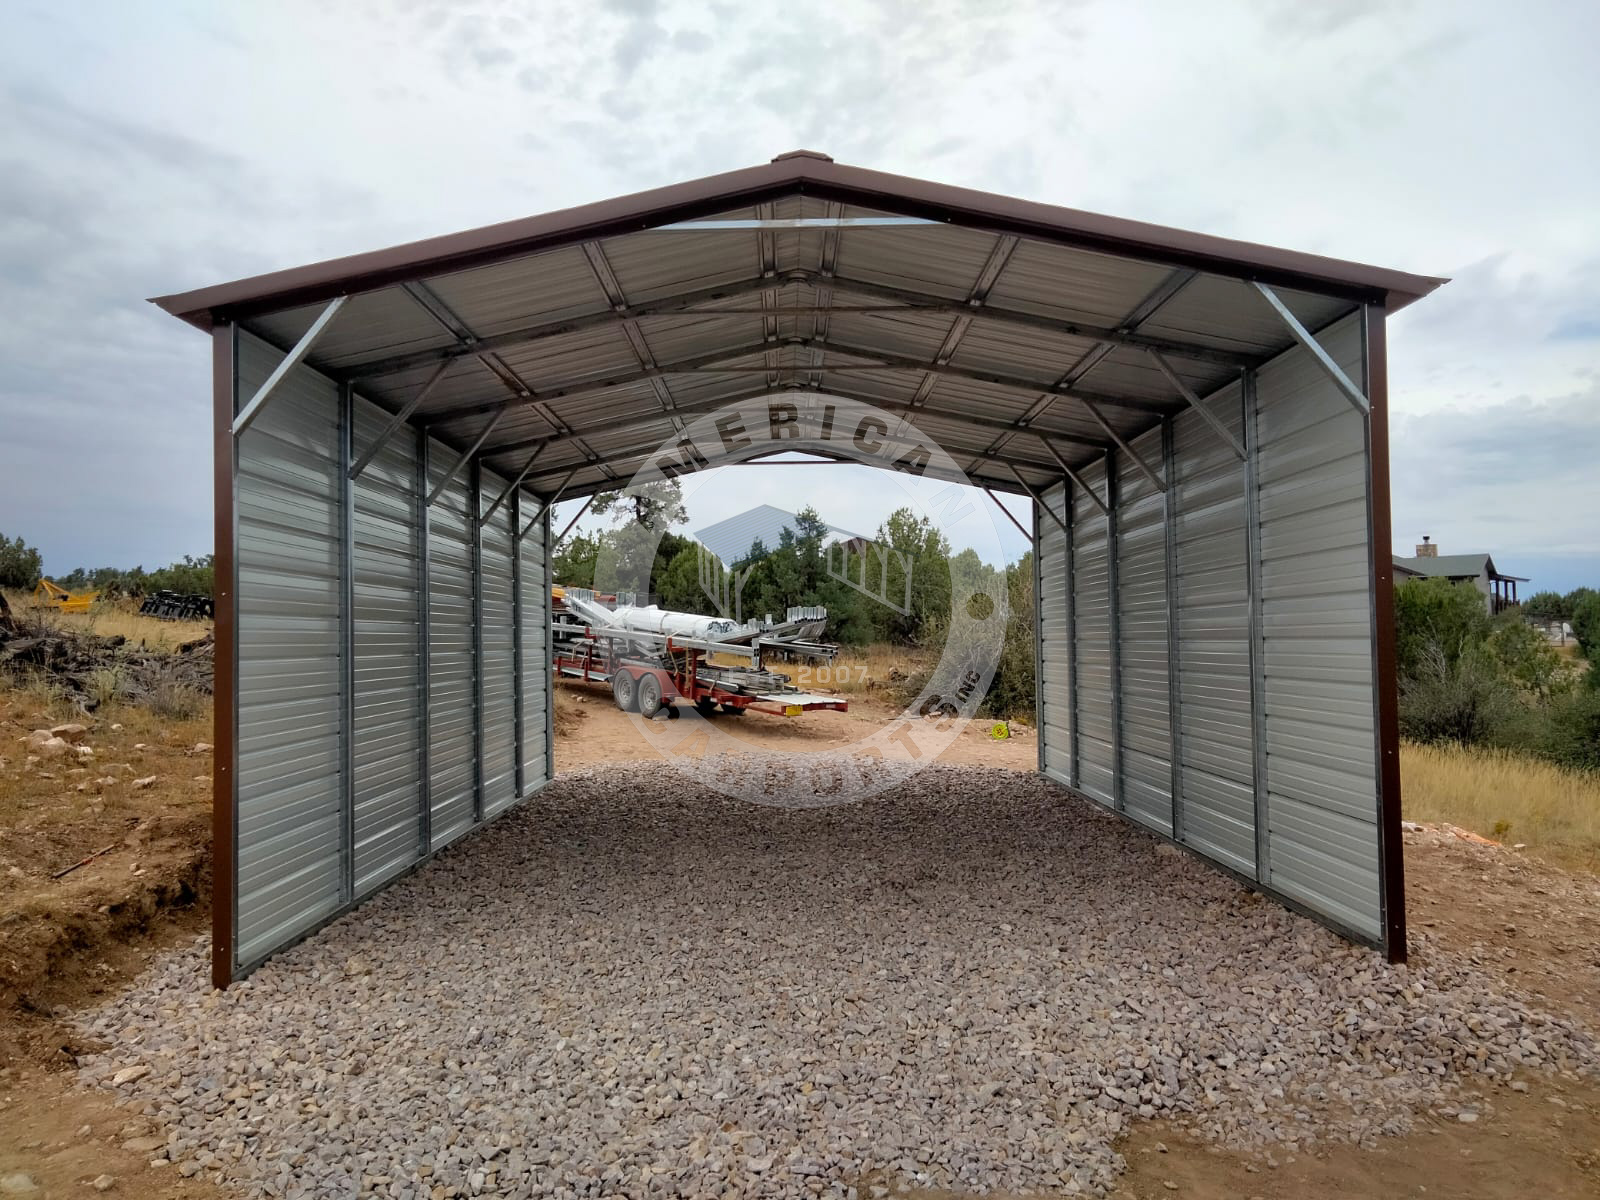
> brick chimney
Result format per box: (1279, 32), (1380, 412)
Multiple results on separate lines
(1415, 535), (1438, 558)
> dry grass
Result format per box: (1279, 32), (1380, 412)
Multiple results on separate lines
(1402, 740), (1600, 873)
(2, 590), (209, 651)
(715, 643), (934, 697)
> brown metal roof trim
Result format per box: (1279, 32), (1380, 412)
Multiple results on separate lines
(152, 153), (1446, 331)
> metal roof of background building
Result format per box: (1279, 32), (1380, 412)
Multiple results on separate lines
(1392, 553), (1530, 583)
(694, 504), (864, 566)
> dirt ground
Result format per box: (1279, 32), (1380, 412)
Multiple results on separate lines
(0, 679), (1596, 1197)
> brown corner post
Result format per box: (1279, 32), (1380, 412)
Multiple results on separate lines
(211, 323), (237, 988)
(1365, 305), (1407, 964)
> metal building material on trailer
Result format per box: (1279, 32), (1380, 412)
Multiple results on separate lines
(178, 154), (1439, 983)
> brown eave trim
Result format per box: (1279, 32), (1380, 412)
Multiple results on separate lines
(151, 157), (1446, 332)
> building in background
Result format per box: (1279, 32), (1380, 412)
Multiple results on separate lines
(694, 504), (866, 566)
(1392, 536), (1529, 615)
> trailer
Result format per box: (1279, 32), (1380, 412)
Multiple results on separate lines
(553, 588), (848, 719)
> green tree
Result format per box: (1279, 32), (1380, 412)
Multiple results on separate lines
(552, 532), (601, 589)
(1487, 620), (1573, 702)
(1564, 586), (1596, 613)
(1393, 577), (1491, 679)
(1522, 591), (1568, 622)
(1572, 593), (1600, 659)
(0, 532), (43, 589)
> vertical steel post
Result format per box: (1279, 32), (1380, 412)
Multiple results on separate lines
(1243, 368), (1270, 882)
(1105, 450), (1124, 813)
(1031, 496), (1044, 774)
(470, 459), (485, 824)
(1362, 305), (1407, 963)
(1066, 478), (1079, 790)
(417, 430), (433, 854)
(211, 322), (239, 989)
(511, 487), (525, 799)
(1162, 418), (1184, 840)
(543, 502), (555, 781)
(339, 384), (356, 905)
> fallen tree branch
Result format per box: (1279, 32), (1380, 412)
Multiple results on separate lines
(51, 843), (118, 879)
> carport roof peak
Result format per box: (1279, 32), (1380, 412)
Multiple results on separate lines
(151, 154), (1444, 332)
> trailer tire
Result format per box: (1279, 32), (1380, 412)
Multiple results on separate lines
(694, 698), (719, 717)
(612, 670), (638, 713)
(637, 673), (664, 718)
(720, 702), (746, 716)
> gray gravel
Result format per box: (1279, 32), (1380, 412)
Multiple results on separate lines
(78, 760), (1598, 1198)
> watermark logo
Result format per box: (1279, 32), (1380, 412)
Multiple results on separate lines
(824, 539), (912, 616)
(587, 394), (1008, 807)
(696, 543), (756, 623)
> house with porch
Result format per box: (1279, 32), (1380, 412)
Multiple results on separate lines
(1392, 536), (1528, 615)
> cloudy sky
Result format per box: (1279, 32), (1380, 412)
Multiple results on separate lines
(2, 0), (1596, 591)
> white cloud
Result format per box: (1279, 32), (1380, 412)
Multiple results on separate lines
(0, 0), (1595, 587)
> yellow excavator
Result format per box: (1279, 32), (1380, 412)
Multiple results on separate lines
(33, 579), (98, 614)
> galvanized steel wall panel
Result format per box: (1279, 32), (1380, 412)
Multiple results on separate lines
(478, 469), (518, 816)
(234, 332), (344, 968)
(426, 442), (477, 847)
(1254, 314), (1381, 940)
(520, 502), (552, 789)
(1036, 482), (1072, 786)
(1070, 458), (1115, 806)
(350, 395), (424, 893)
(1170, 383), (1256, 874)
(1115, 428), (1172, 835)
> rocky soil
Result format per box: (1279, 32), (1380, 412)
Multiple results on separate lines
(74, 760), (1597, 1199)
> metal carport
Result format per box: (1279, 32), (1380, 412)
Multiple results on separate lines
(153, 151), (1443, 986)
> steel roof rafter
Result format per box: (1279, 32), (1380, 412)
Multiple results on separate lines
(423, 332), (1173, 445)
(399, 280), (616, 483)
(580, 241), (683, 430)
(819, 272), (1252, 368)
(808, 200), (843, 390)
(497, 386), (1070, 495)
(484, 374), (1113, 462)
(968, 267), (1195, 480)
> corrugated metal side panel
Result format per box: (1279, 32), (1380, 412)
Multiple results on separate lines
(478, 470), (518, 816)
(1171, 382), (1256, 874)
(1037, 481), (1071, 786)
(1256, 314), (1381, 939)
(1116, 428), (1172, 835)
(234, 333), (343, 968)
(520, 501), (551, 789)
(426, 442), (476, 848)
(1071, 458), (1114, 806)
(350, 395), (423, 894)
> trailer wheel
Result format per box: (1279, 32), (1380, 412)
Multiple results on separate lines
(612, 670), (638, 713)
(720, 702), (747, 716)
(694, 698), (719, 717)
(637, 673), (664, 718)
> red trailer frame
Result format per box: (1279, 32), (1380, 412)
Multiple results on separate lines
(553, 633), (848, 718)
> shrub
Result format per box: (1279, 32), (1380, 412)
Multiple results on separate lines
(0, 532), (43, 589)
(1487, 619), (1574, 702)
(1572, 594), (1600, 659)
(1523, 590), (1568, 622)
(1399, 642), (1518, 745)
(1541, 687), (1600, 773)
(84, 666), (125, 710)
(146, 676), (206, 720)
(1393, 577), (1490, 679)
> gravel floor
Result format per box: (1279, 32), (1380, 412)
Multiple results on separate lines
(79, 761), (1598, 1199)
